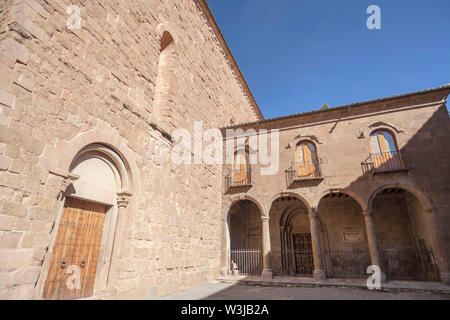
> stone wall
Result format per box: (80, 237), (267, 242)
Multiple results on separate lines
(0, 0), (260, 299)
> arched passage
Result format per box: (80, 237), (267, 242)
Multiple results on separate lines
(269, 195), (314, 276)
(226, 200), (262, 275)
(317, 192), (371, 279)
(370, 187), (440, 281)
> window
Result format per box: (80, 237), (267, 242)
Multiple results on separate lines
(295, 142), (320, 178)
(369, 130), (401, 168)
(153, 31), (177, 128)
(233, 151), (249, 185)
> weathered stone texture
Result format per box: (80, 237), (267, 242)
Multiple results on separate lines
(0, 0), (260, 299)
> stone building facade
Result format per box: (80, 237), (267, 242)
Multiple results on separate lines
(222, 85), (450, 285)
(0, 0), (449, 300)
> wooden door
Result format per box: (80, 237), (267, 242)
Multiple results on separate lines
(295, 143), (317, 178)
(233, 153), (247, 185)
(292, 233), (314, 276)
(43, 197), (107, 300)
(370, 131), (396, 168)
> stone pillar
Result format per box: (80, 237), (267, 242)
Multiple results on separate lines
(261, 216), (273, 278)
(109, 191), (132, 285)
(308, 208), (326, 281)
(220, 216), (229, 276)
(363, 210), (387, 282)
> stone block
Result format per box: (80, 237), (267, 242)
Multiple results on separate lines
(10, 267), (40, 285)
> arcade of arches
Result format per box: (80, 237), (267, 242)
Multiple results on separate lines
(226, 189), (441, 282)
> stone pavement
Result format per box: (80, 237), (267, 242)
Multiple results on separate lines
(154, 281), (449, 300)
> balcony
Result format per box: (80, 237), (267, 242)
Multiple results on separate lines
(225, 168), (252, 192)
(286, 161), (323, 187)
(361, 151), (408, 175)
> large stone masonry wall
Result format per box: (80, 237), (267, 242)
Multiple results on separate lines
(0, 0), (259, 299)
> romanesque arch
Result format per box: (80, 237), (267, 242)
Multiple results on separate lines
(36, 128), (139, 299)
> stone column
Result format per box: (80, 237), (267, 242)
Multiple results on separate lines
(308, 208), (326, 281)
(220, 216), (229, 276)
(109, 191), (132, 285)
(363, 209), (386, 282)
(261, 216), (273, 278)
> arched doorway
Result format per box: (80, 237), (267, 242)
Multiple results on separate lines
(317, 192), (370, 279)
(270, 196), (314, 277)
(227, 200), (262, 275)
(41, 143), (132, 299)
(371, 188), (440, 281)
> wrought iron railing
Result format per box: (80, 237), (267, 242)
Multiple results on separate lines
(324, 250), (371, 279)
(230, 249), (262, 275)
(380, 248), (440, 281)
(286, 161), (322, 186)
(225, 168), (252, 190)
(361, 151), (406, 174)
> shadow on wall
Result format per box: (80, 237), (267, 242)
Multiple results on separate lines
(342, 103), (450, 281)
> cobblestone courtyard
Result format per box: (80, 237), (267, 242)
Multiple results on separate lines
(157, 282), (450, 300)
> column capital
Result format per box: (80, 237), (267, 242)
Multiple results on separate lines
(60, 173), (79, 192)
(117, 191), (132, 208)
(261, 216), (270, 222)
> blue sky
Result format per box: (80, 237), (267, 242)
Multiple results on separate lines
(207, 0), (450, 119)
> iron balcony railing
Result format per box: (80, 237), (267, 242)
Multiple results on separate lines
(361, 151), (406, 174)
(286, 160), (322, 186)
(225, 168), (252, 190)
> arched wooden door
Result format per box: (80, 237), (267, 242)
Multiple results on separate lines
(295, 142), (319, 178)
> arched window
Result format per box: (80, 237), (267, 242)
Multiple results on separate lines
(369, 130), (401, 168)
(295, 141), (319, 178)
(153, 31), (177, 129)
(233, 151), (249, 185)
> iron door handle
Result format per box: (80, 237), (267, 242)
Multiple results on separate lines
(80, 260), (86, 268)
(60, 260), (66, 269)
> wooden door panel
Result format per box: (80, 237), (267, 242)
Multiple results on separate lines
(43, 198), (106, 300)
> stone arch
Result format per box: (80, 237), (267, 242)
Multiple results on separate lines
(288, 134), (323, 149)
(225, 194), (264, 219)
(358, 121), (407, 139)
(268, 192), (312, 215)
(39, 127), (141, 195)
(314, 188), (367, 212)
(367, 183), (433, 212)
